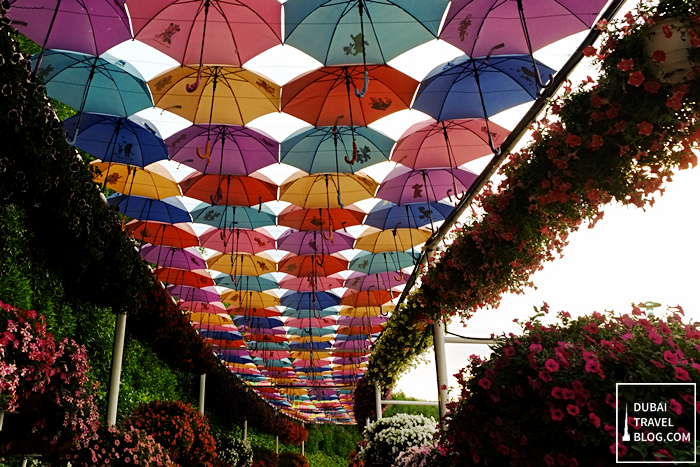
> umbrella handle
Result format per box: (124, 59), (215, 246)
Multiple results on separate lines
(196, 139), (211, 165)
(323, 229), (333, 241)
(354, 70), (369, 98)
(344, 140), (358, 165)
(186, 66), (204, 93)
(257, 197), (262, 212)
(394, 271), (403, 282)
(210, 187), (223, 205)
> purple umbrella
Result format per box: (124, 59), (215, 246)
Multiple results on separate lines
(166, 124), (279, 176)
(332, 356), (369, 365)
(8, 0), (131, 58)
(140, 245), (207, 270)
(440, 0), (608, 58)
(376, 166), (478, 205)
(337, 316), (389, 327)
(167, 285), (221, 303)
(343, 271), (408, 291)
(334, 339), (371, 349)
(277, 229), (355, 256)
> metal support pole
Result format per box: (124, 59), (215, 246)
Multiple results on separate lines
(366, 417), (370, 430)
(276, 435), (279, 454)
(0, 411), (4, 431)
(106, 312), (127, 426)
(198, 374), (206, 415)
(374, 382), (382, 421)
(433, 319), (449, 424)
(301, 422), (305, 456)
(20, 458), (27, 467)
(243, 418), (247, 440)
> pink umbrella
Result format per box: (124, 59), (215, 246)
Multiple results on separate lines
(343, 271), (408, 291)
(199, 227), (276, 254)
(167, 285), (220, 303)
(277, 229), (355, 255)
(140, 245), (207, 270)
(286, 317), (337, 329)
(279, 276), (345, 292)
(180, 301), (227, 314)
(376, 166), (478, 205)
(391, 118), (508, 169)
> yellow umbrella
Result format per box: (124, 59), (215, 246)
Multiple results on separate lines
(290, 350), (334, 359)
(207, 253), (276, 276)
(279, 388), (308, 396)
(339, 305), (393, 318)
(279, 172), (378, 209)
(90, 161), (180, 199)
(288, 335), (335, 343)
(354, 227), (432, 253)
(148, 66), (280, 126)
(270, 377), (299, 385)
(221, 290), (280, 308)
(187, 312), (233, 326)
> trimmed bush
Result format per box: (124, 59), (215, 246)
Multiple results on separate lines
(358, 414), (437, 467)
(216, 432), (253, 467)
(278, 451), (309, 467)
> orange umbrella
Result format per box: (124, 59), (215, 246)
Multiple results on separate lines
(277, 254), (348, 277)
(279, 172), (377, 209)
(180, 173), (278, 206)
(281, 65), (418, 126)
(278, 205), (365, 232)
(155, 267), (214, 288)
(336, 324), (385, 335)
(341, 290), (398, 307)
(125, 221), (199, 248)
(207, 252), (276, 276)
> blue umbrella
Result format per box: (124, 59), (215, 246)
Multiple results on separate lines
(290, 341), (333, 350)
(63, 113), (167, 166)
(364, 200), (455, 230)
(348, 251), (419, 274)
(413, 54), (556, 123)
(282, 309), (339, 319)
(247, 342), (290, 351)
(281, 126), (394, 174)
(214, 275), (279, 292)
(190, 203), (276, 229)
(32, 50), (153, 142)
(280, 291), (341, 310)
(199, 330), (244, 341)
(107, 194), (192, 223)
(288, 327), (337, 337)
(233, 316), (285, 329)
(220, 355), (255, 364)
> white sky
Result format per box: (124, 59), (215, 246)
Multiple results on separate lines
(106, 0), (700, 403)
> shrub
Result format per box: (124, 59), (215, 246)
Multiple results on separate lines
(126, 399), (217, 467)
(358, 414), (437, 467)
(279, 420), (308, 446)
(252, 446), (277, 467)
(216, 432), (253, 467)
(278, 451), (309, 467)
(440, 305), (700, 465)
(392, 442), (447, 467)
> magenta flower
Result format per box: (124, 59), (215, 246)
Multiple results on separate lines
(664, 350), (679, 366)
(675, 367), (690, 381)
(670, 399), (683, 415)
(550, 408), (564, 421)
(566, 404), (580, 416)
(589, 412), (601, 428)
(648, 329), (662, 344)
(478, 378), (491, 390)
(545, 358), (559, 372)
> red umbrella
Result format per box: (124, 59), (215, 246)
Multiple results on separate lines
(155, 267), (215, 288)
(278, 254), (348, 277)
(180, 173), (278, 206)
(278, 205), (365, 232)
(391, 118), (509, 169)
(227, 307), (282, 318)
(125, 221), (199, 248)
(200, 227), (276, 254)
(279, 276), (344, 292)
(281, 65), (418, 127)
(340, 290), (398, 307)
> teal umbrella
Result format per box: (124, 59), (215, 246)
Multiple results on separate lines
(214, 275), (279, 292)
(282, 309), (339, 319)
(190, 203), (276, 229)
(32, 50), (153, 143)
(348, 250), (419, 274)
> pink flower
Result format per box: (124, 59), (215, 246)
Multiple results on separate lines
(617, 59), (634, 71)
(478, 378), (491, 390)
(637, 121), (653, 136)
(543, 454), (555, 466)
(654, 449), (673, 461)
(550, 408), (564, 421)
(529, 343), (543, 352)
(670, 398), (682, 415)
(675, 367), (690, 381)
(583, 46), (597, 57)
(552, 387), (564, 399)
(589, 412), (601, 428)
(545, 359), (559, 372)
(539, 370), (552, 382)
(566, 404), (580, 416)
(611, 443), (627, 456)
(504, 346), (516, 357)
(585, 359), (601, 374)
(628, 71), (645, 87)
(583, 323), (599, 334)
(648, 329), (662, 344)
(664, 350), (679, 366)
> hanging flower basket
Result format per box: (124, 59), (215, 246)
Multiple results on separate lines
(644, 18), (693, 83)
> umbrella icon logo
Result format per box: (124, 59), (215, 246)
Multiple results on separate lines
(356, 146), (372, 163)
(369, 97), (391, 111)
(154, 75), (173, 92)
(458, 14), (472, 42)
(155, 23), (181, 46)
(256, 79), (276, 96)
(344, 33), (369, 56)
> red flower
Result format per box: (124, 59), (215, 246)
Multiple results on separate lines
(675, 367), (690, 381)
(644, 80), (660, 93)
(585, 359), (601, 373)
(617, 59), (634, 72)
(628, 71), (645, 87)
(637, 121), (653, 135)
(551, 387), (564, 399)
(583, 323), (599, 334)
(478, 378), (492, 390)
(663, 24), (673, 38)
(550, 408), (564, 421)
(648, 329), (662, 344)
(566, 404), (580, 416)
(545, 359), (559, 372)
(583, 46), (597, 57)
(652, 49), (666, 62)
(543, 454), (555, 466)
(664, 350), (679, 366)
(589, 412), (601, 428)
(591, 94), (603, 107)
(565, 134), (581, 147)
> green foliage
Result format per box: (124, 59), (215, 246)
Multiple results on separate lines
(383, 390), (439, 420)
(305, 452), (348, 467)
(304, 424), (361, 458)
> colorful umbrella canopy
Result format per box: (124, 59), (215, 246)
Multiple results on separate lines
(229, 307), (282, 319)
(279, 276), (345, 292)
(156, 267), (215, 288)
(337, 316), (389, 327)
(188, 312), (233, 326)
(107, 195), (191, 224)
(354, 227), (432, 253)
(281, 66), (418, 127)
(284, 0), (449, 66)
(130, 0), (282, 67)
(412, 54), (556, 122)
(280, 126), (394, 174)
(278, 205), (365, 231)
(234, 316), (285, 329)
(125, 221), (199, 248)
(214, 275), (279, 292)
(8, 0), (131, 56)
(348, 251), (419, 274)
(140, 245), (207, 270)
(181, 301), (227, 314)
(288, 327), (336, 337)
(440, 0), (608, 57)
(190, 203), (276, 230)
(168, 285), (221, 303)
(280, 291), (341, 310)
(93, 162), (181, 199)
(279, 173), (377, 209)
(149, 66), (280, 126)
(343, 271), (408, 291)
(278, 254), (348, 277)
(221, 290), (280, 309)
(277, 230), (354, 256)
(166, 124), (279, 176)
(199, 227), (276, 255)
(341, 290), (398, 307)
(207, 253), (276, 276)
(64, 114), (167, 167)
(391, 118), (509, 169)
(339, 305), (393, 317)
(364, 200), (455, 230)
(32, 50), (153, 119)
(376, 166), (478, 205)
(180, 173), (278, 206)
(283, 309), (339, 319)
